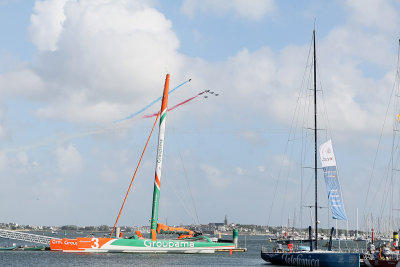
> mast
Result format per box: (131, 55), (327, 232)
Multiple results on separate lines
(150, 74), (170, 239)
(313, 29), (318, 249)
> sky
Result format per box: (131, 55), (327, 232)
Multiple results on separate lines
(0, 0), (400, 232)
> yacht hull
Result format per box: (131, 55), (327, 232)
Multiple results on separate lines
(261, 251), (360, 267)
(52, 237), (235, 254)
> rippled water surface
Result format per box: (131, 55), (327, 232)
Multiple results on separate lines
(0, 234), (367, 266)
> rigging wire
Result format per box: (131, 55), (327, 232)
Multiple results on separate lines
(316, 51), (346, 231)
(390, 65), (400, 230)
(155, 90), (219, 226)
(109, 88), (215, 234)
(300, 32), (340, 231)
(301, 73), (313, 228)
(110, 112), (160, 238)
(362, 40), (400, 220)
(267, 33), (314, 227)
(161, 170), (199, 226)
(169, 116), (201, 225)
(267, 31), (338, 230)
(299, 35), (315, 229)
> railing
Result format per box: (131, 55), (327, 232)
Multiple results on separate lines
(262, 244), (366, 254)
(0, 229), (60, 245)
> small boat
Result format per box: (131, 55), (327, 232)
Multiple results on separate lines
(362, 248), (400, 266)
(22, 246), (46, 251)
(0, 245), (16, 250)
(361, 240), (400, 266)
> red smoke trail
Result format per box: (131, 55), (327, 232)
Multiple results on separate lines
(142, 90), (207, 119)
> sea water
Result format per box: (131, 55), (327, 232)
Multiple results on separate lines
(0, 234), (368, 266)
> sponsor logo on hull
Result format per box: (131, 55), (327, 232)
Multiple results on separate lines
(282, 254), (320, 266)
(50, 239), (63, 250)
(144, 240), (194, 248)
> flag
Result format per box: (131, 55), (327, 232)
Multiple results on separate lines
(319, 139), (347, 220)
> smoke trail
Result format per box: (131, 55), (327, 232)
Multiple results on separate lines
(0, 87), (216, 155)
(113, 79), (191, 123)
(142, 90), (207, 118)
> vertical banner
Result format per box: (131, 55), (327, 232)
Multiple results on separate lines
(319, 139), (347, 220)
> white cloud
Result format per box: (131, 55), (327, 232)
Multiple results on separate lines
(200, 163), (229, 187)
(180, 25), (395, 141)
(345, 0), (398, 32)
(36, 92), (121, 123)
(30, 178), (69, 199)
(0, 106), (10, 141)
(322, 26), (394, 69)
(23, 0), (185, 124)
(119, 150), (129, 164)
(0, 68), (44, 99)
(101, 166), (119, 183)
(235, 167), (244, 175)
(29, 0), (68, 52)
(272, 154), (293, 168)
(17, 152), (28, 166)
(18, 0), (396, 140)
(0, 152), (9, 172)
(4, 2), (400, 166)
(258, 166), (265, 172)
(55, 143), (82, 174)
(238, 130), (267, 145)
(180, 0), (276, 21)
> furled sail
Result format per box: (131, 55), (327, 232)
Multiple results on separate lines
(319, 139), (347, 220)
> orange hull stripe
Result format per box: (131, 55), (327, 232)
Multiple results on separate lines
(77, 237), (113, 249)
(61, 238), (79, 251)
(160, 74), (170, 113)
(50, 239), (63, 250)
(155, 173), (161, 188)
